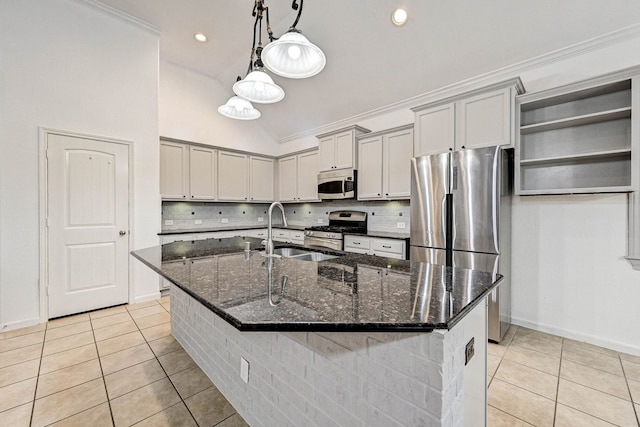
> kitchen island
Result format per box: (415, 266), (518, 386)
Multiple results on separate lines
(132, 237), (502, 427)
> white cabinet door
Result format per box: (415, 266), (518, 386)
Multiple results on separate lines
(458, 86), (511, 149)
(189, 146), (217, 200)
(249, 156), (274, 202)
(334, 130), (355, 170)
(160, 141), (189, 199)
(297, 151), (319, 201)
(358, 135), (383, 199)
(218, 151), (248, 201)
(414, 103), (455, 156)
(384, 128), (414, 199)
(318, 136), (336, 172)
(278, 155), (298, 202)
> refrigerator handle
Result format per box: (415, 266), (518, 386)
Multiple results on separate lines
(445, 193), (453, 268)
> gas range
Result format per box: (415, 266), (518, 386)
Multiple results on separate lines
(304, 211), (367, 251)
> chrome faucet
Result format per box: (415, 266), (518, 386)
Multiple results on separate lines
(263, 202), (287, 256)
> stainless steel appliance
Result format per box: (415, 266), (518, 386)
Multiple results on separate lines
(317, 169), (357, 200)
(304, 210), (367, 250)
(409, 146), (512, 342)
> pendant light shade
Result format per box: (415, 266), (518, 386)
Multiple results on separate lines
(233, 69), (285, 103)
(218, 96), (261, 120)
(262, 29), (326, 79)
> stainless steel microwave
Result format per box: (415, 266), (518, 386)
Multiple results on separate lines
(317, 169), (357, 200)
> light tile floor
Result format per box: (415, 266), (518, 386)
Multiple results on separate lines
(3, 297), (640, 426)
(489, 325), (640, 426)
(0, 296), (248, 427)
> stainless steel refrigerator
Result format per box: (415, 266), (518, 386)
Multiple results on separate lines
(410, 146), (512, 342)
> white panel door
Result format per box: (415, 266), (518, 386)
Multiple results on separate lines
(47, 133), (129, 318)
(358, 136), (383, 199)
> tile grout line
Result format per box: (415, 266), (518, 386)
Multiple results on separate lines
(28, 322), (48, 427)
(89, 312), (117, 427)
(552, 338), (563, 426)
(620, 353), (640, 426)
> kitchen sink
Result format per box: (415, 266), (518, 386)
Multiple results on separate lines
(272, 248), (310, 257)
(271, 248), (339, 262)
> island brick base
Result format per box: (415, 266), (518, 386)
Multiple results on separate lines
(171, 285), (484, 426)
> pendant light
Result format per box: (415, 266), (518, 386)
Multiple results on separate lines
(218, 96), (261, 120)
(233, 46), (284, 103)
(262, 0), (326, 78)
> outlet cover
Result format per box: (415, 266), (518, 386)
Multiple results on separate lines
(465, 338), (475, 366)
(164, 220), (174, 226)
(194, 219), (202, 225)
(221, 218), (229, 224)
(240, 357), (249, 384)
(258, 217), (264, 222)
(397, 222), (406, 229)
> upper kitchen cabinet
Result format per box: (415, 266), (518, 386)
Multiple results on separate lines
(249, 156), (274, 202)
(160, 140), (189, 199)
(357, 124), (414, 200)
(317, 125), (370, 172)
(189, 146), (217, 200)
(160, 140), (217, 201)
(516, 69), (638, 195)
(218, 151), (249, 201)
(412, 78), (524, 156)
(218, 151), (275, 202)
(278, 150), (319, 202)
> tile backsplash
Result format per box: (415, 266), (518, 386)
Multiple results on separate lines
(162, 200), (410, 233)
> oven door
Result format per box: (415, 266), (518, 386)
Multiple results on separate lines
(304, 235), (343, 251)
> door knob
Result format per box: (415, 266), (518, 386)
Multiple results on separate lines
(119, 230), (127, 236)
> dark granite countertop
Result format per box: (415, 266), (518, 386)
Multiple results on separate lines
(131, 237), (501, 332)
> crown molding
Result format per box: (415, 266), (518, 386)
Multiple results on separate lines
(278, 22), (640, 144)
(72, 0), (161, 35)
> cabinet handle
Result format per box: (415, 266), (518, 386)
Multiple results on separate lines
(461, 145), (465, 149)
(382, 245), (391, 249)
(385, 193), (388, 196)
(377, 193), (380, 196)
(353, 242), (360, 245)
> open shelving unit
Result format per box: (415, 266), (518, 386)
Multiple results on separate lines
(516, 78), (634, 195)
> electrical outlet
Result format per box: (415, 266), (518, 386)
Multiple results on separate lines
(221, 218), (229, 224)
(164, 220), (174, 226)
(465, 338), (475, 366)
(194, 219), (202, 225)
(258, 217), (264, 222)
(317, 218), (323, 224)
(397, 222), (406, 229)
(240, 357), (249, 384)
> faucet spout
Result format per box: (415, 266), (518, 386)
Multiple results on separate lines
(264, 202), (287, 256)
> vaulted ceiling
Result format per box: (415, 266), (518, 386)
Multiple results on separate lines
(97, 0), (640, 141)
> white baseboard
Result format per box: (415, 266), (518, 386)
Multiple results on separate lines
(133, 291), (161, 304)
(0, 317), (42, 333)
(511, 316), (640, 356)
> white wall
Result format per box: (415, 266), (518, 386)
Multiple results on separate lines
(0, 0), (161, 330)
(159, 62), (281, 156)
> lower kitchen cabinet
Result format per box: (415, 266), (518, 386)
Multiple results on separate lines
(344, 235), (407, 260)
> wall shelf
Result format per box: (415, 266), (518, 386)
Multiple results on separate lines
(520, 107), (631, 135)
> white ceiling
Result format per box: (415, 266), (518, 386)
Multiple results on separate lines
(96, 0), (640, 141)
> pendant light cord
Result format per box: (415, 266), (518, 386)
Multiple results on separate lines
(266, 0), (304, 42)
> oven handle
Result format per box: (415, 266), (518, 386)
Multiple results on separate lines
(304, 236), (343, 251)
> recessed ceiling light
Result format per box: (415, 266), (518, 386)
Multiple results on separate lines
(391, 8), (408, 26)
(194, 33), (208, 43)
